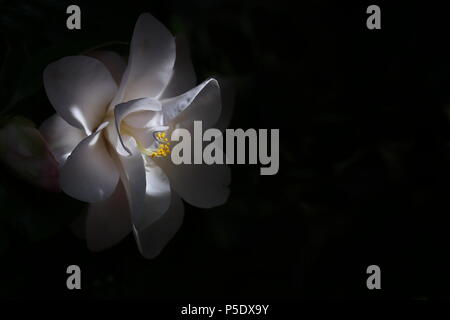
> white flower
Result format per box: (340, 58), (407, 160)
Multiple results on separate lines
(40, 13), (230, 258)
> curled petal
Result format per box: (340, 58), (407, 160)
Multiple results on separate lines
(214, 78), (235, 131)
(105, 123), (130, 156)
(60, 122), (119, 203)
(114, 97), (161, 154)
(39, 114), (86, 166)
(44, 56), (117, 135)
(161, 78), (222, 130)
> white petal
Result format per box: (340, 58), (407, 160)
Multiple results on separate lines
(87, 50), (126, 85)
(155, 157), (231, 208)
(115, 139), (171, 231)
(115, 137), (146, 226)
(133, 191), (184, 259)
(114, 97), (161, 154)
(60, 123), (119, 203)
(44, 56), (117, 135)
(124, 110), (164, 129)
(39, 114), (86, 166)
(120, 126), (157, 149)
(142, 159), (171, 228)
(161, 78), (221, 130)
(160, 36), (196, 99)
(105, 122), (130, 157)
(115, 13), (175, 103)
(214, 78), (235, 131)
(86, 182), (132, 251)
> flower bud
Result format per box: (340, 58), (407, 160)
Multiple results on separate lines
(0, 117), (59, 192)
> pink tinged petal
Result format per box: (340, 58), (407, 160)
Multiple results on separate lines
(161, 78), (222, 130)
(114, 97), (161, 154)
(39, 114), (86, 166)
(155, 157), (231, 208)
(59, 122), (119, 203)
(43, 56), (117, 135)
(86, 182), (132, 251)
(133, 191), (184, 259)
(86, 51), (126, 85)
(118, 13), (176, 102)
(160, 36), (197, 99)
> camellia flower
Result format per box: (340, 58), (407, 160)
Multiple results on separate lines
(40, 13), (230, 258)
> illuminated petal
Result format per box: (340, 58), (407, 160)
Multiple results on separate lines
(39, 114), (86, 166)
(115, 139), (171, 231)
(214, 78), (235, 131)
(124, 110), (164, 129)
(114, 97), (161, 154)
(161, 78), (221, 130)
(44, 56), (117, 135)
(114, 13), (175, 104)
(142, 158), (171, 227)
(59, 122), (119, 202)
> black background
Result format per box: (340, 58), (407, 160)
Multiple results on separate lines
(1, 0), (450, 301)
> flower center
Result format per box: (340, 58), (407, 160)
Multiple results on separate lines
(120, 123), (171, 158)
(149, 131), (171, 158)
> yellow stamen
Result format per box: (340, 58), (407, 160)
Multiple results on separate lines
(120, 124), (171, 158)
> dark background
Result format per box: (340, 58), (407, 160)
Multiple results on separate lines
(1, 0), (450, 300)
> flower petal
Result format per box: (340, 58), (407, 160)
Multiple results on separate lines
(214, 78), (235, 131)
(161, 78), (221, 130)
(39, 114), (86, 166)
(116, 13), (175, 103)
(105, 122), (130, 157)
(87, 50), (126, 85)
(44, 56), (117, 135)
(115, 138), (171, 231)
(114, 137), (146, 227)
(59, 122), (119, 203)
(114, 97), (161, 154)
(155, 157), (231, 208)
(160, 36), (197, 99)
(124, 110), (164, 129)
(133, 191), (184, 259)
(86, 182), (132, 251)
(142, 159), (171, 227)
